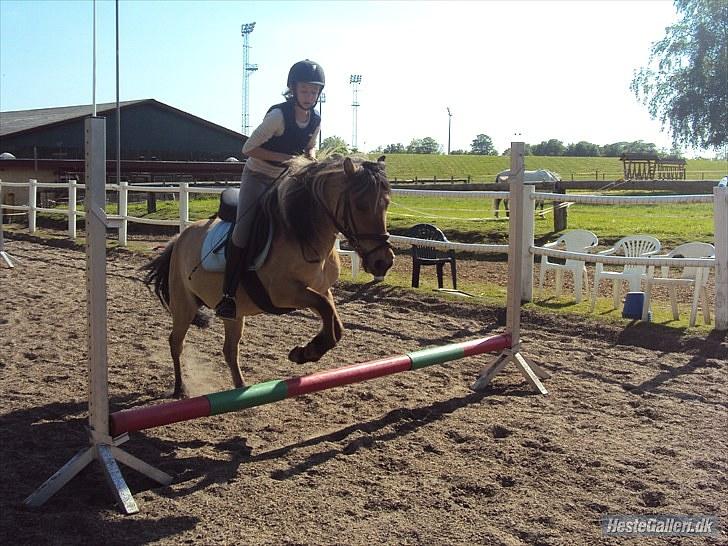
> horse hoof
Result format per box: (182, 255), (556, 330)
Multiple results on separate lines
(288, 346), (306, 364)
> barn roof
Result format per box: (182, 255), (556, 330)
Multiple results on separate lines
(0, 99), (243, 139)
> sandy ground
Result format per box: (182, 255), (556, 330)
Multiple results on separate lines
(0, 233), (726, 545)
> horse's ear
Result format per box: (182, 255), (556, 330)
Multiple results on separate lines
(343, 156), (357, 177)
(377, 155), (386, 164)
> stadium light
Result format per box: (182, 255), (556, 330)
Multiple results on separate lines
(350, 75), (362, 150)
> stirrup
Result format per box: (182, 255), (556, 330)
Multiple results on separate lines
(215, 295), (237, 319)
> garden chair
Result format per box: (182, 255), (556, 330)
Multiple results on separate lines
(335, 236), (360, 280)
(408, 223), (457, 289)
(641, 242), (714, 326)
(589, 235), (661, 312)
(537, 229), (598, 303)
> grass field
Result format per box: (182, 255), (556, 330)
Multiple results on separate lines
(366, 154), (727, 182)
(125, 188), (714, 252)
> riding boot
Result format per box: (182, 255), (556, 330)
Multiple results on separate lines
(215, 242), (246, 319)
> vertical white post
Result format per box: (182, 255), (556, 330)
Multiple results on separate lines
(28, 178), (38, 233)
(507, 142), (525, 346)
(118, 181), (128, 246)
(522, 185), (535, 301)
(179, 182), (189, 233)
(0, 179), (13, 268)
(714, 186), (727, 330)
(85, 117), (110, 440)
(68, 179), (77, 239)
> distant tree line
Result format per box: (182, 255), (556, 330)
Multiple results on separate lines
(502, 139), (680, 158)
(326, 134), (683, 158)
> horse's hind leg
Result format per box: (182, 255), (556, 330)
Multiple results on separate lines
(289, 287), (341, 364)
(222, 318), (245, 389)
(168, 293), (199, 398)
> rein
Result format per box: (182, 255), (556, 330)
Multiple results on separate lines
(307, 165), (391, 262)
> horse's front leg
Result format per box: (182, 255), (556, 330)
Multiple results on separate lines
(222, 317), (245, 388)
(288, 287), (342, 364)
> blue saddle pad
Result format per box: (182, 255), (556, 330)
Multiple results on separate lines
(200, 219), (275, 273)
(201, 221), (231, 272)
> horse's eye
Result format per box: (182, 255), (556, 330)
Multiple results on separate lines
(355, 200), (369, 212)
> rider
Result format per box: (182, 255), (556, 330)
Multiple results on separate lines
(215, 59), (324, 319)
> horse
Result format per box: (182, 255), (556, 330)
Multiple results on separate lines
(142, 155), (394, 398)
(493, 170), (557, 219)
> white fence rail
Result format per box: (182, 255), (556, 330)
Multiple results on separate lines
(2, 177), (726, 328)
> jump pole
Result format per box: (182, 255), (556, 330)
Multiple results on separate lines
(471, 142), (549, 394)
(110, 334), (512, 435)
(23, 117), (172, 515)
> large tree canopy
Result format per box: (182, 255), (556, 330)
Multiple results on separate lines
(470, 134), (498, 155)
(631, 0), (727, 150)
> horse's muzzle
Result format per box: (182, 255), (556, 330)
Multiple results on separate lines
(366, 247), (394, 279)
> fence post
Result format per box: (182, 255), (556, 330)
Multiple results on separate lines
(522, 184), (535, 302)
(118, 181), (128, 246)
(28, 178), (38, 233)
(179, 182), (189, 233)
(553, 181), (567, 232)
(714, 186), (727, 330)
(68, 179), (77, 239)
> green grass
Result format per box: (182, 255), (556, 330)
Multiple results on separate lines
(367, 154), (727, 182)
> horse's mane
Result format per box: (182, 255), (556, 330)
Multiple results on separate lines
(249, 154), (389, 262)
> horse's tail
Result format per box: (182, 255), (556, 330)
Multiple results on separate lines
(141, 239), (175, 310)
(141, 238), (212, 329)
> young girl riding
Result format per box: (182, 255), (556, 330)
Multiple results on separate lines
(215, 59), (325, 319)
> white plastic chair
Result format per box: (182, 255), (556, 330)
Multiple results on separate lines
(641, 242), (714, 326)
(335, 237), (360, 280)
(538, 229), (598, 303)
(590, 235), (661, 311)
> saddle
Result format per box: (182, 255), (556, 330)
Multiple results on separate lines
(201, 188), (273, 273)
(202, 188), (293, 315)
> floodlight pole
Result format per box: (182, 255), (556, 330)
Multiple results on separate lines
(318, 92), (326, 148)
(447, 107), (452, 155)
(350, 74), (362, 151)
(241, 22), (258, 135)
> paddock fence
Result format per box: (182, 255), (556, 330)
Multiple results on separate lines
(1, 177), (726, 328)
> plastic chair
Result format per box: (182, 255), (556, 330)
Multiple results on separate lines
(538, 229), (598, 303)
(590, 235), (661, 311)
(335, 237), (360, 280)
(641, 242), (714, 326)
(408, 223), (457, 289)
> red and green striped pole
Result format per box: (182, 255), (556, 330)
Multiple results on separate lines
(109, 334), (511, 436)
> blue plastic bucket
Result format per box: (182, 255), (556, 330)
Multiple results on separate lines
(623, 292), (650, 320)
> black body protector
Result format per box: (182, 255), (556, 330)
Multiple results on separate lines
(260, 100), (321, 159)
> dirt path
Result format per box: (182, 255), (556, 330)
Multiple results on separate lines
(1, 236), (726, 545)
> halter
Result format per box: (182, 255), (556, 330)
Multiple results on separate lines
(308, 163), (392, 263)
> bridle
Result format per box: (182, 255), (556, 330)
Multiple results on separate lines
(308, 163), (392, 263)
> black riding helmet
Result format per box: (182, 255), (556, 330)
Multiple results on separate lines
(287, 59), (325, 90)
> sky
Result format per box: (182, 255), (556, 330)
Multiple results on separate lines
(0, 0), (695, 156)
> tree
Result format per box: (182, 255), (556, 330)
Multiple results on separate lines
(601, 142), (630, 157)
(624, 140), (659, 155)
(407, 137), (442, 154)
(470, 134), (498, 155)
(631, 0), (728, 150)
(320, 136), (349, 155)
(531, 139), (565, 156)
(564, 141), (601, 157)
(382, 143), (406, 154)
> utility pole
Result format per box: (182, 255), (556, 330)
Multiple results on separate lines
(241, 22), (258, 135)
(447, 107), (452, 155)
(318, 92), (326, 148)
(350, 74), (362, 150)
